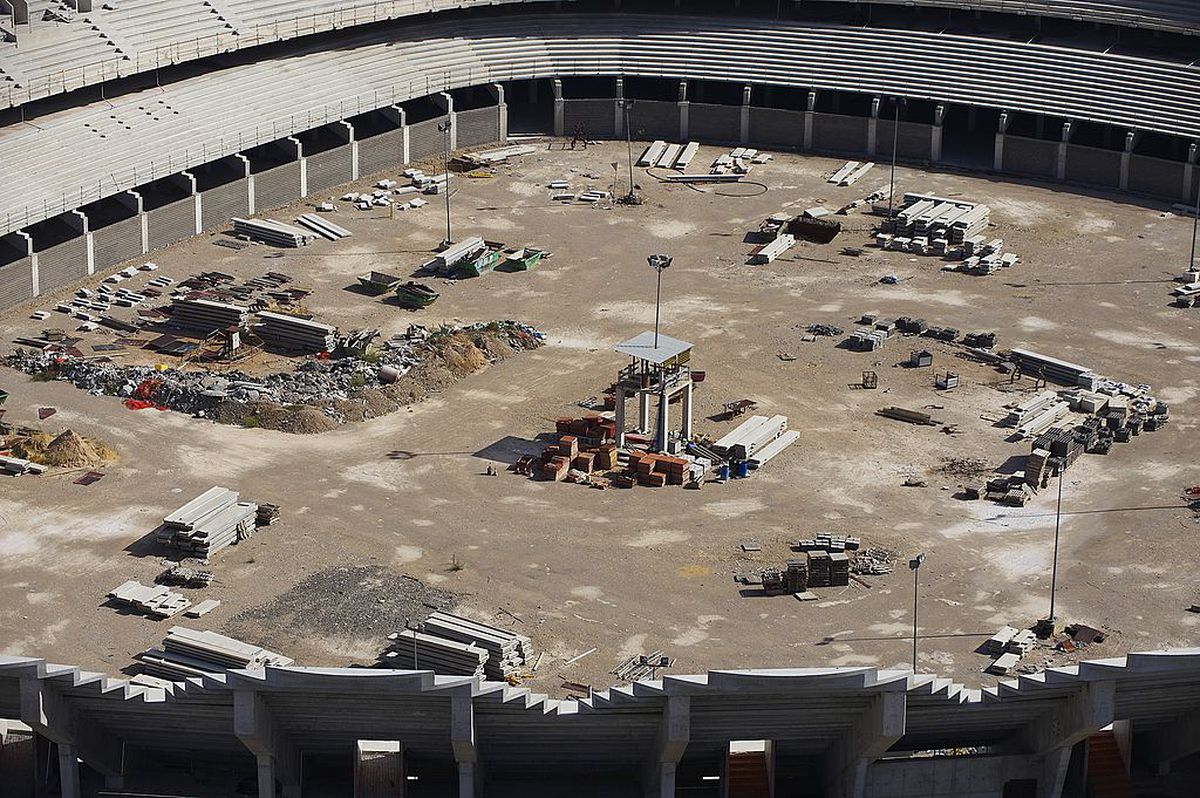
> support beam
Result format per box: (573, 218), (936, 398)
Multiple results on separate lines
(394, 106), (410, 165)
(451, 695), (480, 798)
(823, 692), (906, 798)
(1139, 709), (1200, 773)
(1119, 130), (1139, 191)
(867, 96), (880, 157)
(234, 690), (302, 798)
(1014, 681), (1115, 757)
(180, 171), (201, 235)
(1185, 142), (1197, 202)
(15, 230), (37, 296)
(994, 111), (1009, 171)
(615, 385), (628, 448)
(678, 80), (689, 141)
(1057, 121), (1074, 181)
(492, 83), (508, 142)
(680, 382), (693, 440)
(804, 91), (816, 150)
(19, 677), (125, 792)
(437, 92), (457, 151)
(234, 153), (253, 214)
(614, 77), (625, 138)
(552, 78), (564, 137)
(286, 136), (305, 197)
(656, 388), (670, 452)
(339, 120), (358, 180)
(739, 85), (752, 144)
(643, 696), (689, 798)
(931, 104), (946, 164)
(71, 209), (94, 276)
(124, 190), (148, 254)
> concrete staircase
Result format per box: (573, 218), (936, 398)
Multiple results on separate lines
(727, 750), (771, 798)
(1087, 732), (1135, 798)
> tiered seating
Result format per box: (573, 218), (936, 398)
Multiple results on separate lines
(842, 1), (1200, 35)
(90, 0), (236, 61)
(0, 12), (124, 89)
(2, 12), (1199, 236)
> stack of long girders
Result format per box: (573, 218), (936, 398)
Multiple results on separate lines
(383, 630), (488, 676)
(255, 311), (337, 353)
(232, 217), (314, 247)
(170, 298), (249, 333)
(138, 627), (294, 679)
(107, 580), (192, 618)
(421, 611), (533, 681)
(157, 487), (257, 557)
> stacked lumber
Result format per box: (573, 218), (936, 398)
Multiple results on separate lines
(383, 629), (488, 676)
(157, 486), (257, 557)
(138, 627), (293, 679)
(255, 310), (337, 353)
(232, 217), (314, 247)
(107, 580), (191, 618)
(170, 298), (249, 333)
(422, 611), (533, 681)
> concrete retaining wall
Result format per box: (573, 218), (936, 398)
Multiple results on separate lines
(748, 107), (803, 148)
(688, 102), (739, 144)
(1003, 136), (1058, 178)
(629, 100), (679, 140)
(201, 179), (249, 231)
(456, 106), (501, 148)
(864, 754), (1041, 798)
(0, 257), (33, 310)
(91, 215), (144, 271)
(812, 113), (870, 154)
(408, 117), (448, 162)
(36, 238), (88, 293)
(1065, 144), (1122, 188)
(253, 162), (302, 211)
(563, 99), (616, 138)
(1128, 154), (1185, 198)
(306, 145), (354, 196)
(877, 120), (933, 161)
(358, 129), (405, 177)
(146, 197), (197, 251)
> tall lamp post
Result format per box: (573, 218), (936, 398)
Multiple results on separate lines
(1048, 471), (1065, 622)
(438, 120), (453, 247)
(1189, 177), (1199, 273)
(648, 254), (672, 348)
(619, 98), (637, 203)
(909, 552), (926, 672)
(886, 97), (905, 223)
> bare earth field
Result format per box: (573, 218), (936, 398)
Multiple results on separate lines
(1, 142), (1198, 694)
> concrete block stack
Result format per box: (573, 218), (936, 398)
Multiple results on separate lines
(255, 310), (337, 353)
(169, 298), (249, 333)
(107, 580), (192, 618)
(421, 611), (533, 681)
(383, 630), (488, 677)
(157, 486), (258, 557)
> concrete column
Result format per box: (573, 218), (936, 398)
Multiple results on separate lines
(234, 690), (302, 798)
(493, 83), (508, 142)
(552, 78), (564, 137)
(180, 170), (201, 234)
(339, 120), (358, 180)
(804, 91), (816, 150)
(739, 85), (752, 145)
(681, 382), (694, 440)
(614, 77), (625, 138)
(1138, 709), (1200, 775)
(16, 231), (37, 295)
(1119, 131), (1139, 191)
(234, 154), (253, 213)
(57, 742), (81, 798)
(931, 104), (946, 164)
(643, 695), (689, 798)
(19, 678), (125, 795)
(437, 92), (457, 150)
(1015, 681), (1114, 756)
(615, 385), (627, 448)
(656, 388), (670, 451)
(393, 106), (410, 165)
(1057, 121), (1073, 181)
(638, 390), (650, 433)
(71, 210), (94, 276)
(77, 0), (94, 10)
(823, 691), (906, 798)
(677, 80), (688, 141)
(286, 136), (306, 197)
(11, 0), (29, 25)
(121, 190), (148, 254)
(867, 97), (880, 157)
(1184, 142), (1197, 202)
(994, 111), (1009, 171)
(451, 695), (479, 798)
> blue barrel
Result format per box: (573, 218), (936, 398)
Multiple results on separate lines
(734, 460), (750, 479)
(717, 464), (730, 481)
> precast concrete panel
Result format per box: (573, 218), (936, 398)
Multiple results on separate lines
(146, 197), (198, 250)
(1002, 136), (1058, 178)
(563, 99), (616, 138)
(1128, 154), (1186, 199)
(1065, 144), (1122, 188)
(688, 102), (740, 144)
(0, 257), (33, 309)
(201, 178), (250, 230)
(91, 215), (143, 271)
(877, 120), (934, 161)
(305, 145), (354, 196)
(812, 113), (870, 154)
(35, 237), (88, 293)
(357, 129), (406, 177)
(408, 117), (448, 162)
(252, 162), (302, 211)
(748, 107), (803, 148)
(456, 106), (501, 148)
(629, 100), (679, 140)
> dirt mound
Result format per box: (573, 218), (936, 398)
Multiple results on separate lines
(12, 428), (113, 468)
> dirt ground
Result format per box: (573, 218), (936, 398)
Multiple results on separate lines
(2, 141), (1198, 694)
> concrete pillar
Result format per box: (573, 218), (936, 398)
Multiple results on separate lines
(1119, 131), (1139, 191)
(1138, 708), (1200, 774)
(823, 692), (906, 798)
(615, 385), (627, 448)
(235, 154), (253, 213)
(994, 111), (1009, 171)
(552, 78), (564, 137)
(392, 106), (410, 165)
(451, 695), (479, 798)
(656, 388), (670, 451)
(678, 80), (689, 141)
(1057, 121), (1073, 181)
(867, 97), (880, 157)
(493, 83), (508, 142)
(180, 170), (201, 235)
(19, 678), (125, 794)
(614, 77), (625, 139)
(638, 390), (650, 433)
(15, 231), (36, 297)
(436, 92), (457, 150)
(804, 91), (816, 151)
(11, 0), (29, 25)
(339, 120), (358, 180)
(71, 209), (94, 276)
(286, 136), (306, 197)
(681, 382), (694, 440)
(1184, 142), (1197, 202)
(931, 104), (946, 164)
(643, 696), (689, 798)
(77, 0), (94, 10)
(739, 85), (752, 145)
(57, 742), (81, 798)
(234, 690), (302, 798)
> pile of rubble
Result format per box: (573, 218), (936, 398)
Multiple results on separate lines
(5, 321), (544, 431)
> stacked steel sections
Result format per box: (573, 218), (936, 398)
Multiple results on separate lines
(157, 486), (257, 557)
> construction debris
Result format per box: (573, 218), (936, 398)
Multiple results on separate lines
(108, 580), (192, 618)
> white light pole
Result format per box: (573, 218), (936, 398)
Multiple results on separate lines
(619, 98), (636, 202)
(1049, 471), (1064, 621)
(438, 120), (453, 247)
(909, 552), (926, 672)
(648, 254), (672, 348)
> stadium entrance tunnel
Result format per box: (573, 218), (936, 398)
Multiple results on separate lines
(941, 105), (1002, 170)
